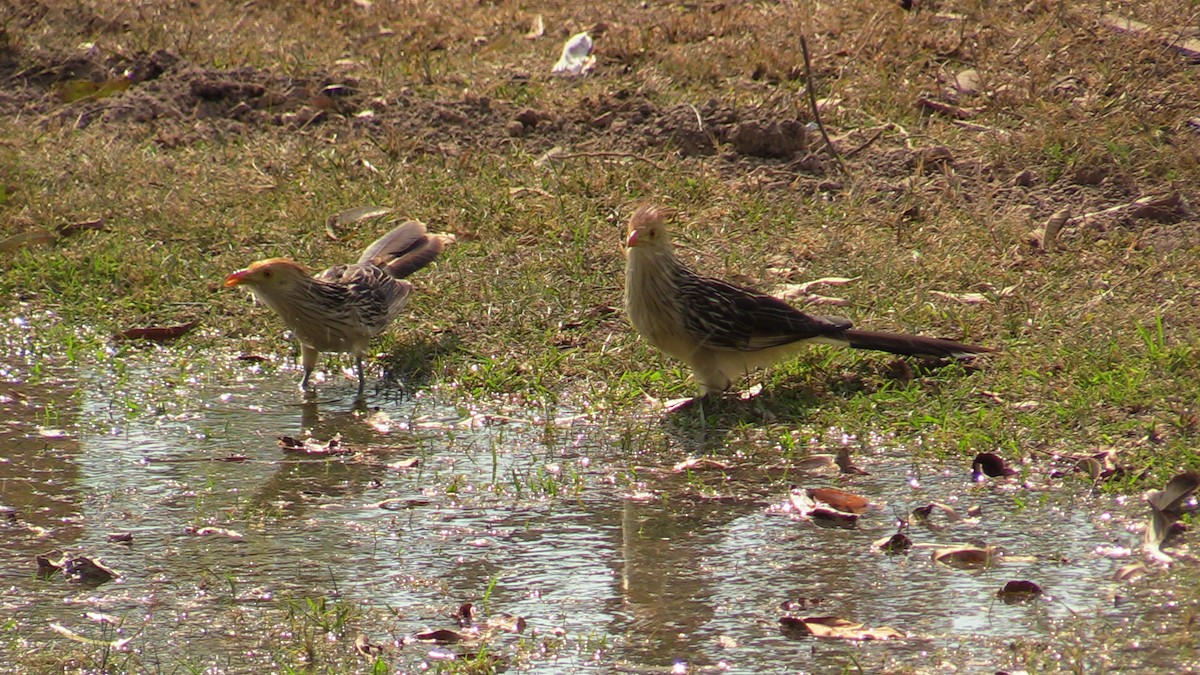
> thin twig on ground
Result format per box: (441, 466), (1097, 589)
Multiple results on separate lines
(799, 35), (848, 175)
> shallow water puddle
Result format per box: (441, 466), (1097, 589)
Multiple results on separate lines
(0, 351), (1188, 672)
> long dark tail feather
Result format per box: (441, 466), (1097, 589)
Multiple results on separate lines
(358, 220), (454, 279)
(844, 329), (993, 358)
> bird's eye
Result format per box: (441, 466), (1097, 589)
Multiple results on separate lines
(263, 270), (273, 278)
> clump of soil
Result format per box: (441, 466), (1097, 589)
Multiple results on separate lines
(0, 44), (816, 163)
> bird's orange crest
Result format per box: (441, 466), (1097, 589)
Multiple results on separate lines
(245, 258), (307, 274)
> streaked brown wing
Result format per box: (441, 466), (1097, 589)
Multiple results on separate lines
(680, 275), (851, 351)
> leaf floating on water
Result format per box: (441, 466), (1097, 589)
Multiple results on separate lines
(873, 533), (913, 553)
(453, 602), (476, 626)
(388, 457), (420, 470)
(485, 613), (526, 634)
(780, 615), (905, 641)
(354, 633), (386, 656)
(932, 545), (997, 569)
(910, 502), (960, 525)
(996, 580), (1043, 603)
(374, 498), (431, 511)
(795, 454), (837, 473)
(107, 532), (133, 544)
(413, 628), (467, 644)
(673, 457), (732, 472)
(36, 549), (66, 578)
(277, 435), (353, 456)
(62, 555), (120, 584)
(366, 410), (395, 433)
(805, 487), (871, 514)
(116, 320), (199, 343)
(972, 452), (1018, 479)
(789, 489), (860, 528)
(715, 635), (738, 649)
(184, 526), (244, 540)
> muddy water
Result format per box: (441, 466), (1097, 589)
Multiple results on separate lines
(0, 347), (1183, 673)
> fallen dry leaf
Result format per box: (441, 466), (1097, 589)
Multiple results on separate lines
(413, 628), (467, 644)
(55, 217), (107, 237)
(1039, 209), (1070, 251)
(355, 633), (385, 656)
(910, 502), (960, 524)
(806, 487), (871, 514)
(0, 229), (57, 253)
(972, 452), (1018, 479)
(325, 205), (392, 240)
(485, 613), (526, 634)
(874, 532), (913, 553)
(674, 457), (732, 472)
(774, 276), (860, 302)
(62, 555), (120, 584)
(954, 68), (980, 94)
(789, 489), (861, 528)
(780, 615), (905, 641)
(116, 321), (199, 343)
(929, 290), (989, 305)
(277, 435), (353, 456)
(795, 454), (837, 472)
(184, 526), (244, 540)
(996, 580), (1043, 603)
(524, 14), (544, 39)
(933, 545), (997, 569)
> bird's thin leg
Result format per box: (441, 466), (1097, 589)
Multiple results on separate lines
(355, 356), (366, 398)
(300, 344), (318, 392)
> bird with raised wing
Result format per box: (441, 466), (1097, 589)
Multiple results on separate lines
(225, 220), (452, 396)
(622, 204), (991, 395)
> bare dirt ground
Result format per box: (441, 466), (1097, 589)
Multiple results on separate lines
(5, 0), (1196, 254)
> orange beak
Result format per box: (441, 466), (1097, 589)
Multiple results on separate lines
(625, 229), (640, 248)
(224, 269), (251, 287)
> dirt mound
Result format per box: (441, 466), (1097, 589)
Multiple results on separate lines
(0, 47), (363, 145)
(1, 45), (818, 163)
